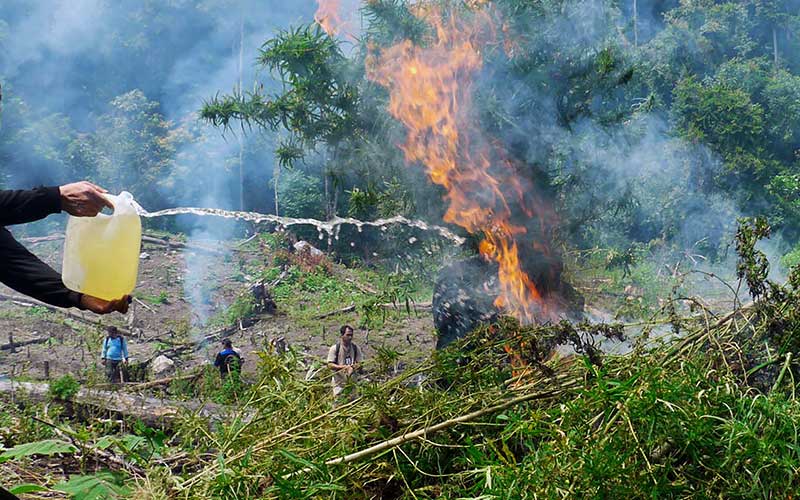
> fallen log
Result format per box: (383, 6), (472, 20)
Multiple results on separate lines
(0, 380), (223, 426)
(0, 335), (51, 351)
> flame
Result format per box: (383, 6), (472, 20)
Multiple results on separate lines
(314, 0), (344, 37)
(366, 6), (553, 322)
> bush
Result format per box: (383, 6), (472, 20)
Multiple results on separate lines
(49, 375), (80, 400)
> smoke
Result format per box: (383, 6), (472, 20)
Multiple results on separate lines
(0, 0), (318, 328)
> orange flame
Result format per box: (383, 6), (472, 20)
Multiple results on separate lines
(314, 0), (344, 37)
(366, 7), (553, 322)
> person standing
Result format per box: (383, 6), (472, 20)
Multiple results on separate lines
(101, 326), (128, 384)
(326, 325), (364, 397)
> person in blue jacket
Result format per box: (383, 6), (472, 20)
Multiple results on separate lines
(101, 326), (129, 383)
(214, 339), (243, 378)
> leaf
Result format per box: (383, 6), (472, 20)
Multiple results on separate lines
(9, 484), (49, 494)
(277, 449), (320, 473)
(0, 439), (77, 461)
(94, 436), (114, 450)
(54, 472), (130, 500)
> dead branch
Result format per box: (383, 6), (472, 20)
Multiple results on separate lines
(130, 372), (202, 391)
(315, 305), (356, 319)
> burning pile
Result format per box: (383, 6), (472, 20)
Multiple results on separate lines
(366, 5), (577, 340)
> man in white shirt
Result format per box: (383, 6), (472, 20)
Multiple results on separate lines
(326, 324), (363, 397)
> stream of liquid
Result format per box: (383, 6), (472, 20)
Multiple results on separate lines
(134, 204), (466, 246)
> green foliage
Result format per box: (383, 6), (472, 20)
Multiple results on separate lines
(53, 472), (130, 500)
(201, 24), (359, 167)
(276, 169), (325, 218)
(210, 294), (257, 328)
(735, 217), (772, 299)
(136, 290), (170, 305)
(0, 439), (76, 461)
(49, 374), (80, 401)
(9, 484), (49, 495)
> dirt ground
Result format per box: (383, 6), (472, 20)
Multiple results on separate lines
(0, 235), (437, 385)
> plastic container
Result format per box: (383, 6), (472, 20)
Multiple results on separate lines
(62, 191), (142, 300)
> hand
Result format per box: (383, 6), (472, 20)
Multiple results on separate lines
(80, 294), (131, 314)
(346, 365), (355, 375)
(59, 181), (113, 217)
(123, 359), (129, 365)
(101, 358), (106, 366)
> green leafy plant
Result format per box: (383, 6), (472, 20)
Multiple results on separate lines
(53, 472), (130, 500)
(0, 439), (76, 462)
(49, 374), (80, 401)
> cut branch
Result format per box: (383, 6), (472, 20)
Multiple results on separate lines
(286, 388), (563, 478)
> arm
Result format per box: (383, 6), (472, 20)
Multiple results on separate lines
(326, 345), (346, 371)
(0, 228), (130, 313)
(0, 227), (83, 308)
(0, 186), (61, 226)
(0, 182), (112, 226)
(101, 338), (108, 361)
(122, 338), (129, 362)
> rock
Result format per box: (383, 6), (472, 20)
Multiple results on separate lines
(150, 355), (175, 379)
(139, 252), (150, 260)
(293, 240), (324, 257)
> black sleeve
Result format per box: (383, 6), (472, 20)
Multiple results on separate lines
(0, 227), (83, 308)
(214, 353), (222, 367)
(0, 186), (62, 226)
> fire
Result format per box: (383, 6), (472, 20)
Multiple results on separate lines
(314, 0), (344, 37)
(314, 0), (360, 40)
(366, 6), (553, 322)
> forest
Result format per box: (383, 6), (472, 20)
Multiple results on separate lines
(1, 0), (800, 498)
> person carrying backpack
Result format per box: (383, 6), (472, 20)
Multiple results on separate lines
(214, 339), (243, 379)
(326, 325), (364, 397)
(101, 326), (128, 384)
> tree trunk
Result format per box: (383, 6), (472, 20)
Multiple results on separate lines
(773, 26), (779, 70)
(238, 9), (246, 211)
(274, 163), (281, 215)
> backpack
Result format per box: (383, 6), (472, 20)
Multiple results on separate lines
(335, 342), (358, 365)
(221, 351), (242, 373)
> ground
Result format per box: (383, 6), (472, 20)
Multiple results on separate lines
(0, 232), (438, 387)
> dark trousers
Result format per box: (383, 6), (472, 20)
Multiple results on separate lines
(105, 359), (122, 383)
